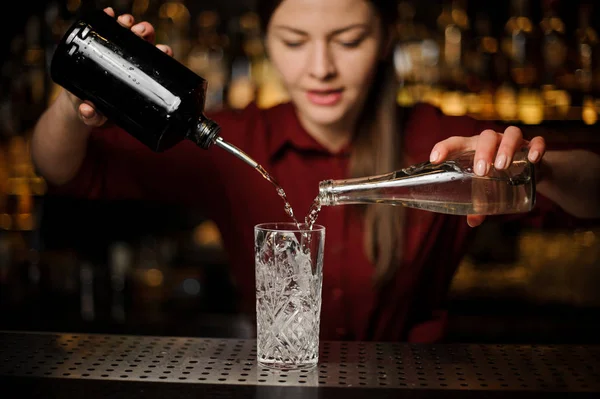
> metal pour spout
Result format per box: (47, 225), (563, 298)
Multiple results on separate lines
(214, 136), (259, 169)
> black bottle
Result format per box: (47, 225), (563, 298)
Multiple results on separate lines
(50, 9), (220, 152)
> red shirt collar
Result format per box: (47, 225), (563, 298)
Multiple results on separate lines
(265, 102), (351, 159)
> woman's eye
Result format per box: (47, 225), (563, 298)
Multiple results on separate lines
(283, 41), (304, 48)
(338, 39), (362, 48)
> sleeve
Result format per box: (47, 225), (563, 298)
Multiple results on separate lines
(46, 105), (260, 214)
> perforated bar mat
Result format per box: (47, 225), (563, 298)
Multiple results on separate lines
(1, 331), (599, 393)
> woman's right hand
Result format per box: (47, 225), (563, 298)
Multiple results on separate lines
(65, 7), (174, 127)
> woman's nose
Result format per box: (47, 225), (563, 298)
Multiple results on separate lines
(308, 41), (336, 80)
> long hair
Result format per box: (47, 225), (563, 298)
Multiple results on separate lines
(257, 0), (404, 286)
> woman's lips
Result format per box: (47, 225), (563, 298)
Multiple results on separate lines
(306, 89), (343, 106)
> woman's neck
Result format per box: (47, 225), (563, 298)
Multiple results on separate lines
(297, 113), (355, 153)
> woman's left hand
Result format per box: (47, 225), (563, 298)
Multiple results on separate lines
(428, 126), (546, 227)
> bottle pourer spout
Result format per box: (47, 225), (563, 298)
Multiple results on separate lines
(214, 136), (259, 169)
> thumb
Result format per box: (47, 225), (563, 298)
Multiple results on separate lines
(79, 102), (107, 127)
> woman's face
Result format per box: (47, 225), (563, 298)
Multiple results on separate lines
(266, 0), (385, 134)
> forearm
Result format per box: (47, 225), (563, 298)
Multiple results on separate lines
(30, 90), (92, 185)
(536, 150), (600, 219)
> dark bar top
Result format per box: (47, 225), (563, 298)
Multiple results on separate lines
(1, 331), (599, 398)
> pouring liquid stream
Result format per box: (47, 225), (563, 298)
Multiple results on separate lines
(214, 137), (323, 254)
(255, 165), (300, 227)
(214, 137), (313, 228)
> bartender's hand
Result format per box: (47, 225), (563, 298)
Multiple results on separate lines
(64, 7), (174, 127)
(428, 126), (546, 227)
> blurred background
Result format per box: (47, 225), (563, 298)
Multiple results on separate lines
(1, 0), (599, 343)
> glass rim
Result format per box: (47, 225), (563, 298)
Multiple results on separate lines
(255, 222), (325, 233)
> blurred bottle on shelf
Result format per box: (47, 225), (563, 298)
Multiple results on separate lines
(220, 7), (290, 109)
(503, 0), (538, 88)
(437, 0), (469, 79)
(24, 16), (46, 110)
(112, 0), (136, 14)
(464, 13), (498, 119)
(157, 0), (191, 63)
(133, 236), (166, 309)
(539, 0), (570, 119)
(131, 0), (161, 31)
(437, 0), (470, 116)
(226, 11), (260, 110)
(80, 261), (95, 321)
(186, 10), (227, 111)
(501, 0), (544, 124)
(575, 3), (598, 93)
(254, 63), (290, 109)
(44, 0), (86, 106)
(394, 0), (419, 107)
(394, 1), (442, 108)
(575, 3), (599, 125)
(109, 241), (134, 323)
(540, 0), (568, 85)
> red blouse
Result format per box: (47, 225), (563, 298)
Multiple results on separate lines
(49, 102), (587, 342)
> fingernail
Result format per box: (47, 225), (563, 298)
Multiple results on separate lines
(430, 151), (439, 163)
(494, 154), (506, 169)
(529, 151), (540, 162)
(475, 159), (488, 176)
(156, 44), (169, 53)
(132, 24), (145, 34)
(119, 15), (132, 24)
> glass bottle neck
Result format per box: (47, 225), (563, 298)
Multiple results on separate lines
(318, 171), (397, 206)
(318, 180), (337, 206)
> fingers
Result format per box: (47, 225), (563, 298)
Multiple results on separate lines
(431, 124), (543, 227)
(103, 8), (162, 51)
(117, 13), (135, 29)
(430, 136), (477, 163)
(105, 9), (156, 44)
(79, 102), (107, 127)
(131, 22), (156, 43)
(467, 215), (485, 227)
(527, 136), (546, 163)
(156, 44), (174, 57)
(103, 7), (115, 17)
(494, 126), (524, 170)
(473, 129), (502, 176)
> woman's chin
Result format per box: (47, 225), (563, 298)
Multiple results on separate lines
(300, 104), (349, 128)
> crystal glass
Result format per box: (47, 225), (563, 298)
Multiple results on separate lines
(254, 222), (325, 371)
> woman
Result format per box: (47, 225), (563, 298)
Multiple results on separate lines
(31, 0), (600, 342)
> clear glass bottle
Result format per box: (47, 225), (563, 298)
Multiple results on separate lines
(318, 148), (536, 216)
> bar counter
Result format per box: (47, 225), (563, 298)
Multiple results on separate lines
(1, 331), (599, 398)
